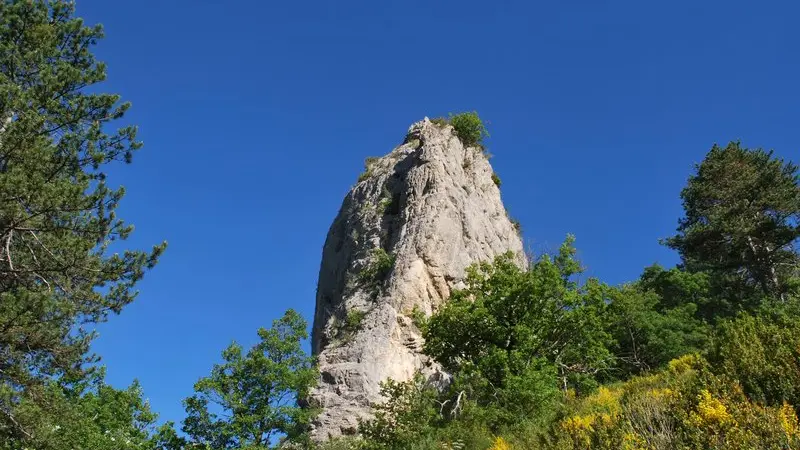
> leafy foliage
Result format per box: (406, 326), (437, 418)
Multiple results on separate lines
(359, 248), (395, 285)
(491, 172), (501, 187)
(605, 282), (709, 377)
(449, 112), (489, 148)
(0, 369), (160, 450)
(409, 305), (427, 329)
(181, 310), (318, 449)
(709, 313), (800, 410)
(665, 142), (800, 304)
(344, 309), (367, 335)
(359, 375), (442, 450)
(358, 157), (380, 182)
(0, 0), (166, 441)
(424, 236), (613, 427)
(546, 354), (800, 450)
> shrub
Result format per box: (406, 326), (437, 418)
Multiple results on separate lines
(449, 111), (489, 147)
(359, 375), (440, 450)
(491, 173), (501, 187)
(344, 310), (367, 335)
(378, 187), (395, 214)
(410, 305), (427, 329)
(358, 157), (380, 182)
(546, 354), (800, 450)
(430, 117), (449, 127)
(358, 170), (373, 183)
(378, 197), (392, 213)
(359, 248), (396, 285)
(709, 313), (800, 409)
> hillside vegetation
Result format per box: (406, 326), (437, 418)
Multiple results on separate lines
(1, 2), (798, 449)
(319, 139), (800, 449)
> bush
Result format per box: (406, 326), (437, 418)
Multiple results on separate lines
(378, 187), (395, 214)
(491, 173), (501, 187)
(430, 117), (449, 127)
(344, 310), (367, 335)
(358, 375), (441, 450)
(359, 248), (396, 285)
(709, 313), (800, 409)
(410, 305), (427, 329)
(546, 354), (800, 450)
(358, 157), (380, 182)
(449, 111), (489, 147)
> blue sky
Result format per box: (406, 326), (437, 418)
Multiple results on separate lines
(77, 0), (800, 426)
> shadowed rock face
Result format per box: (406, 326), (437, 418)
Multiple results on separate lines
(308, 118), (525, 440)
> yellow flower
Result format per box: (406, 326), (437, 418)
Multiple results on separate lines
(561, 414), (596, 447)
(779, 402), (799, 438)
(562, 414), (596, 433)
(585, 386), (622, 414)
(649, 387), (674, 399)
(691, 390), (731, 427)
(668, 354), (701, 375)
(622, 432), (647, 450)
(489, 436), (511, 450)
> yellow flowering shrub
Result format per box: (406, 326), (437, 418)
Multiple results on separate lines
(648, 387), (673, 399)
(542, 355), (800, 450)
(621, 432), (648, 450)
(488, 436), (511, 450)
(561, 414), (596, 434)
(667, 353), (702, 375)
(585, 387), (622, 414)
(779, 402), (799, 438)
(689, 389), (731, 427)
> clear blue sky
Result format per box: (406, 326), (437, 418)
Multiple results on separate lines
(77, 0), (799, 426)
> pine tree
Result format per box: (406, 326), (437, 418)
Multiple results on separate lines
(666, 142), (799, 304)
(0, 0), (165, 439)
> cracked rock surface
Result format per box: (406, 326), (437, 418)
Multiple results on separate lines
(309, 118), (525, 440)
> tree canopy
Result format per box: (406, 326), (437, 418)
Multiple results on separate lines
(180, 310), (318, 449)
(0, 0), (165, 443)
(1, 2), (799, 449)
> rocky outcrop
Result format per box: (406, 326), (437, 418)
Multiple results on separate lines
(309, 118), (525, 440)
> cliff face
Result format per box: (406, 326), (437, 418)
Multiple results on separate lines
(309, 118), (525, 440)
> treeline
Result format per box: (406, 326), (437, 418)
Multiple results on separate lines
(1, 2), (799, 450)
(328, 140), (800, 450)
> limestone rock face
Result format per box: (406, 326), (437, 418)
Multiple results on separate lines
(309, 118), (525, 440)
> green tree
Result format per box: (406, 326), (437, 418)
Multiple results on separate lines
(358, 375), (441, 450)
(605, 282), (708, 377)
(666, 142), (800, 304)
(356, 374), (498, 450)
(424, 236), (613, 427)
(181, 310), (318, 449)
(709, 313), (800, 411)
(0, 0), (165, 439)
(0, 368), (161, 450)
